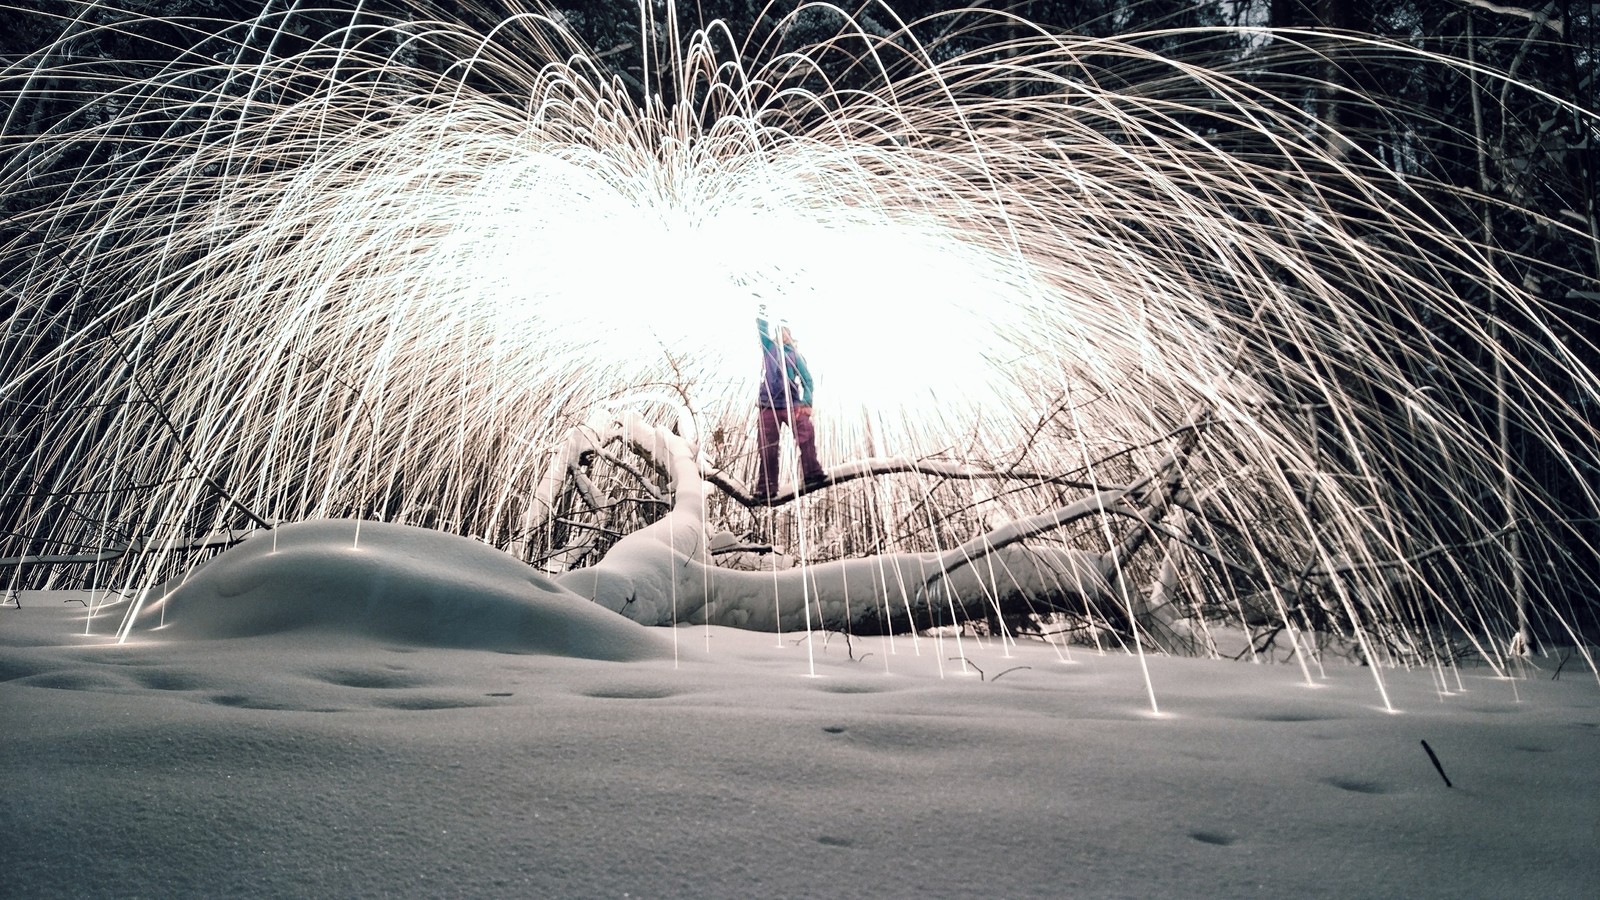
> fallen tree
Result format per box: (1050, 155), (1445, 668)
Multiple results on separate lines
(541, 406), (1202, 650)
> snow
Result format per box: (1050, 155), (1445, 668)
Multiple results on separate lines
(2, 526), (1597, 898)
(129, 520), (665, 662)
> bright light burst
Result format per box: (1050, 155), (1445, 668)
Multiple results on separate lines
(2, 2), (1597, 662)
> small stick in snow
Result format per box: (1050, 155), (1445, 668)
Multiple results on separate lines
(1420, 740), (1452, 788)
(990, 666), (1032, 683)
(1552, 649), (1571, 681)
(950, 657), (984, 680)
(947, 659), (1032, 682)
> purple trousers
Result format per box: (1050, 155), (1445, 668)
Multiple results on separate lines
(757, 404), (824, 494)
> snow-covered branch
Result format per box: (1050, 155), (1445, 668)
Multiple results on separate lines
(0, 528), (257, 568)
(700, 455), (1105, 506)
(1451, 0), (1564, 36)
(545, 405), (1209, 645)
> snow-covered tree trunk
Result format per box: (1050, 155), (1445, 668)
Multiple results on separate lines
(550, 408), (1197, 643)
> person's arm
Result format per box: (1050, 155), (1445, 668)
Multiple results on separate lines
(757, 309), (775, 352)
(791, 351), (814, 406)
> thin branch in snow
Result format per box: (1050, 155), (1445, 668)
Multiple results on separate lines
(1420, 740), (1454, 788)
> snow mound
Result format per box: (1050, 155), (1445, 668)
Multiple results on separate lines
(139, 519), (666, 660)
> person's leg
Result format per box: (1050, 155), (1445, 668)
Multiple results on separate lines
(789, 405), (826, 488)
(756, 406), (782, 497)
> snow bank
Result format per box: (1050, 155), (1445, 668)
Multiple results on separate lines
(136, 520), (667, 661)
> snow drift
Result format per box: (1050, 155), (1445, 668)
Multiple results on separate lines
(136, 519), (667, 661)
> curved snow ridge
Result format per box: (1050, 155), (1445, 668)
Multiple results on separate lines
(142, 520), (667, 661)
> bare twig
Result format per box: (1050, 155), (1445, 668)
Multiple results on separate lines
(950, 657), (984, 679)
(112, 342), (272, 530)
(1420, 740), (1453, 788)
(0, 528), (254, 569)
(946, 657), (1032, 682)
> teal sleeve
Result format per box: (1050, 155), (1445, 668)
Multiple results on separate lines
(792, 353), (814, 406)
(757, 316), (775, 351)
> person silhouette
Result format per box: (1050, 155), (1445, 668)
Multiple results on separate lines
(754, 306), (826, 503)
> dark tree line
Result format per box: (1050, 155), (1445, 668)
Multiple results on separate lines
(4, 2), (1592, 258)
(4, 2), (1591, 292)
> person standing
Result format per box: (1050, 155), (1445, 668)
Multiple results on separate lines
(754, 306), (826, 502)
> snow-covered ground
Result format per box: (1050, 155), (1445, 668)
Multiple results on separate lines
(3, 532), (1596, 898)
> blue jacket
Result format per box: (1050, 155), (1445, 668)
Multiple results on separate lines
(757, 316), (814, 409)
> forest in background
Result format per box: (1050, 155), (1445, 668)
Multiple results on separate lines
(4, 1), (1594, 280)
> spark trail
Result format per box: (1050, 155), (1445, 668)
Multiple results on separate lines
(1, 2), (1596, 673)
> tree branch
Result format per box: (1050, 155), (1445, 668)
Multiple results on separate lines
(113, 341), (273, 530)
(1451, 0), (1563, 36)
